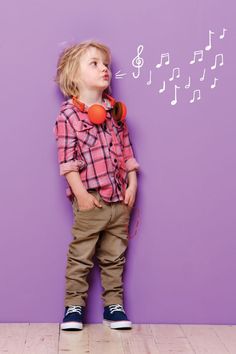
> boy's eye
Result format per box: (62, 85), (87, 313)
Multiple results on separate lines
(90, 61), (110, 68)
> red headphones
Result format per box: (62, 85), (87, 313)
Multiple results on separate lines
(72, 93), (127, 125)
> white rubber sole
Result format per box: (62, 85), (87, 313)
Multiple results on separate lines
(60, 321), (83, 330)
(103, 319), (132, 329)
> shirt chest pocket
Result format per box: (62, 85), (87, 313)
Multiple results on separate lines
(112, 120), (124, 145)
(74, 122), (98, 149)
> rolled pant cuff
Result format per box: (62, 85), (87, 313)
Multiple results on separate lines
(64, 300), (86, 307)
(104, 298), (123, 306)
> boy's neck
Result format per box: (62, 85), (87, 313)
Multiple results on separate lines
(77, 90), (105, 107)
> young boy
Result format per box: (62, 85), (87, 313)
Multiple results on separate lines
(54, 40), (139, 330)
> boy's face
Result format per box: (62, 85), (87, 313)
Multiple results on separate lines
(76, 47), (112, 93)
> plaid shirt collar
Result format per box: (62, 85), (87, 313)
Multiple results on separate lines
(61, 97), (117, 126)
(63, 97), (112, 111)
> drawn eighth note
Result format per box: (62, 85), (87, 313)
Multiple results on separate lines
(219, 28), (228, 39)
(190, 89), (201, 103)
(205, 30), (215, 51)
(211, 78), (218, 89)
(132, 44), (144, 79)
(147, 70), (152, 85)
(159, 80), (166, 94)
(211, 54), (224, 70)
(171, 85), (180, 106)
(156, 53), (170, 68)
(190, 50), (203, 64)
(185, 76), (191, 89)
(169, 67), (180, 81)
(200, 68), (206, 82)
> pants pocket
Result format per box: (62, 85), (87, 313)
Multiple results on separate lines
(72, 190), (100, 213)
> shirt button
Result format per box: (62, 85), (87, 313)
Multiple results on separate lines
(114, 159), (117, 163)
(110, 142), (113, 147)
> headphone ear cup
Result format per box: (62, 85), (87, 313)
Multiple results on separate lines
(111, 102), (127, 122)
(88, 104), (106, 124)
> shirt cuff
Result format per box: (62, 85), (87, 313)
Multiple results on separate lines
(125, 157), (140, 172)
(59, 160), (86, 176)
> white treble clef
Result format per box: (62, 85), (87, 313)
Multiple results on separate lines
(132, 45), (144, 79)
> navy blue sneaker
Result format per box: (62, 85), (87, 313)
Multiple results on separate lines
(103, 304), (132, 329)
(61, 305), (85, 330)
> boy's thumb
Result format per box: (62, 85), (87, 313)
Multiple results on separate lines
(94, 197), (102, 208)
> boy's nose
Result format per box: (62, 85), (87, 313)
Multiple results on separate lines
(100, 63), (108, 70)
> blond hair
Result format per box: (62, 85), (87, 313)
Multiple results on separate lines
(55, 40), (112, 98)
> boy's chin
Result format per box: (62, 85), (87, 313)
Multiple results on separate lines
(95, 84), (110, 92)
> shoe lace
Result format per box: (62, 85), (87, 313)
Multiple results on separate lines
(109, 304), (125, 314)
(66, 305), (83, 316)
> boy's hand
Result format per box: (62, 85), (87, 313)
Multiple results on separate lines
(124, 185), (137, 208)
(76, 191), (102, 211)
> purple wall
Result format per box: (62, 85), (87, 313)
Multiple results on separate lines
(1, 0), (235, 324)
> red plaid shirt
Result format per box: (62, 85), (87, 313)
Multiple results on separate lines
(53, 97), (139, 202)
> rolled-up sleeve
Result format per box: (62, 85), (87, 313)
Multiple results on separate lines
(122, 121), (140, 172)
(53, 113), (86, 176)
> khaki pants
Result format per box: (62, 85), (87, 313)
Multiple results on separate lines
(64, 190), (132, 307)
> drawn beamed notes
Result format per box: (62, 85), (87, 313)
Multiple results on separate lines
(205, 30), (215, 51)
(171, 85), (180, 106)
(169, 67), (180, 81)
(159, 80), (166, 94)
(211, 53), (224, 70)
(132, 45), (144, 79)
(219, 28), (228, 39)
(156, 53), (170, 68)
(190, 89), (201, 103)
(190, 50), (204, 64)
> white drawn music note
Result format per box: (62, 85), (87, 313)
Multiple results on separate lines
(171, 85), (180, 106)
(190, 89), (201, 103)
(205, 30), (215, 51)
(219, 28), (228, 39)
(185, 76), (191, 89)
(211, 54), (224, 70)
(132, 44), (144, 79)
(147, 70), (152, 85)
(200, 68), (206, 81)
(156, 53), (170, 68)
(169, 67), (180, 81)
(211, 78), (218, 89)
(159, 80), (166, 93)
(190, 50), (203, 64)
